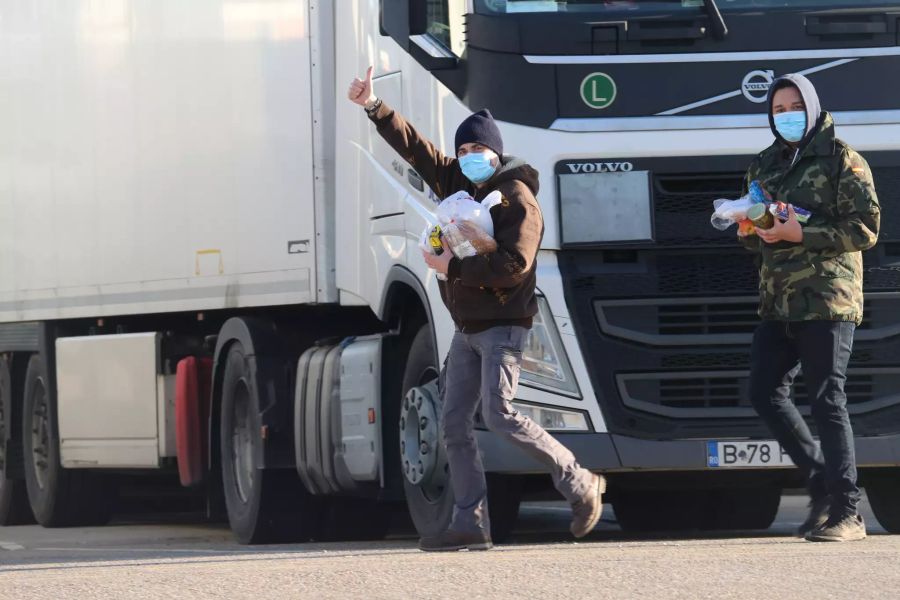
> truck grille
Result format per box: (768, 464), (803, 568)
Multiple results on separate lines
(567, 252), (760, 297)
(874, 165), (900, 242)
(595, 298), (894, 346)
(557, 155), (900, 439)
(617, 370), (895, 419)
(595, 297), (756, 345)
(653, 173), (743, 247)
(658, 303), (758, 335)
(565, 251), (900, 301)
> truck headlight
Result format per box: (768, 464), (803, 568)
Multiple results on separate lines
(510, 401), (590, 432)
(520, 296), (580, 397)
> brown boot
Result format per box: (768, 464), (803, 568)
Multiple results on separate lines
(570, 474), (606, 538)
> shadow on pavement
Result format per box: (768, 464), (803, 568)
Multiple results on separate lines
(0, 495), (889, 570)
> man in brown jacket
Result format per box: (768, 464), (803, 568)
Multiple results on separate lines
(349, 67), (604, 551)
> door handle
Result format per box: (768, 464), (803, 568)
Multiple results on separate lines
(629, 21), (706, 41)
(807, 15), (887, 36)
(407, 169), (424, 192)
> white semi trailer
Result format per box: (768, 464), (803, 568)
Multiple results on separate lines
(3, 0), (900, 543)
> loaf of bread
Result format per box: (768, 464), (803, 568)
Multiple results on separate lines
(443, 221), (497, 258)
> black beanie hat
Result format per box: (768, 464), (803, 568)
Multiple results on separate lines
(454, 109), (503, 156)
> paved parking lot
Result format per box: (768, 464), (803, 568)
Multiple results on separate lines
(0, 494), (895, 600)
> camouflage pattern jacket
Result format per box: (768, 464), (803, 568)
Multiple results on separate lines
(741, 112), (880, 325)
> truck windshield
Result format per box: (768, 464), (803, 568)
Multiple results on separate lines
(477, 0), (899, 13)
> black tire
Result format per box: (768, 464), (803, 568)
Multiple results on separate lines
(699, 487), (781, 531)
(318, 497), (393, 542)
(0, 355), (35, 526)
(22, 354), (111, 527)
(866, 469), (900, 533)
(401, 326), (453, 538)
(613, 487), (781, 533)
(613, 489), (706, 533)
(0, 476), (33, 526)
(219, 342), (321, 544)
(487, 474), (523, 543)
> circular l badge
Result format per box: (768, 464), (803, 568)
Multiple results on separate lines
(580, 72), (617, 110)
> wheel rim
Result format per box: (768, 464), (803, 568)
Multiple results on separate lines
(400, 377), (448, 503)
(231, 380), (255, 504)
(29, 378), (50, 490)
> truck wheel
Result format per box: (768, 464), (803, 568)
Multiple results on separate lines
(613, 487), (780, 533)
(866, 469), (900, 533)
(22, 354), (111, 527)
(487, 474), (523, 542)
(612, 489), (709, 532)
(219, 342), (321, 544)
(318, 497), (393, 542)
(0, 356), (35, 525)
(699, 487), (781, 531)
(400, 326), (454, 538)
(613, 489), (706, 532)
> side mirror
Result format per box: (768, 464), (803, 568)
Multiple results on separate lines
(380, 0), (427, 51)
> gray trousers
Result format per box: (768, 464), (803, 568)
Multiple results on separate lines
(441, 325), (594, 534)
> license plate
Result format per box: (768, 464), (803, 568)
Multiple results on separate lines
(707, 440), (794, 468)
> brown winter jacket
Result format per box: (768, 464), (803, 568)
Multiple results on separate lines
(367, 101), (544, 333)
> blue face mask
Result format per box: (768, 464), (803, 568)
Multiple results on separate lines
(459, 151), (497, 184)
(773, 111), (807, 143)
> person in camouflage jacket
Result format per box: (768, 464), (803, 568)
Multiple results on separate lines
(740, 73), (880, 542)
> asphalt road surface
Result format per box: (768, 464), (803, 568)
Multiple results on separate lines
(0, 494), (895, 600)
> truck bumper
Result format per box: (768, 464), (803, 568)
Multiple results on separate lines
(477, 431), (900, 473)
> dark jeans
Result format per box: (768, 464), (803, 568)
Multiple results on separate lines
(749, 320), (860, 516)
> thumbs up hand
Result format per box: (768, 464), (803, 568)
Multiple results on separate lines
(348, 65), (376, 108)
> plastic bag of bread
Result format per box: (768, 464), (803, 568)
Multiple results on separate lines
(442, 220), (498, 258)
(421, 189), (501, 256)
(419, 190), (501, 281)
(435, 190), (500, 237)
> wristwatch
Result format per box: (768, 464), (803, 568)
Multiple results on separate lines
(364, 97), (383, 115)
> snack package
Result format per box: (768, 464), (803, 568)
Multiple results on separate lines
(770, 201), (812, 224)
(418, 224), (439, 254)
(427, 225), (445, 254)
(418, 225), (450, 280)
(710, 180), (772, 231)
(748, 180), (772, 205)
(737, 219), (756, 237)
(710, 180), (814, 236)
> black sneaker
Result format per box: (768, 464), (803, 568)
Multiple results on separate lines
(805, 513), (866, 542)
(419, 529), (493, 552)
(797, 496), (831, 538)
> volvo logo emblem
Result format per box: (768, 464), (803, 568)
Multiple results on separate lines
(742, 69), (775, 103)
(565, 161), (634, 174)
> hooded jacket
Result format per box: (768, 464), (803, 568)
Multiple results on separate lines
(741, 74), (880, 325)
(368, 101), (544, 333)
(768, 73), (822, 148)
